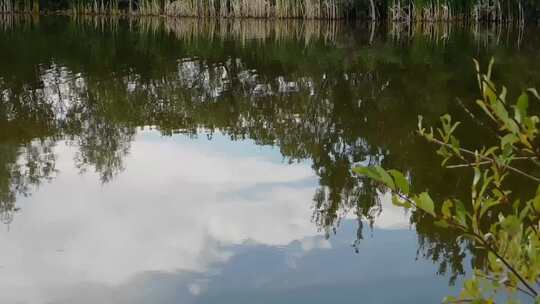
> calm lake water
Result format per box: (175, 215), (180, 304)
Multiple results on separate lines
(0, 16), (539, 303)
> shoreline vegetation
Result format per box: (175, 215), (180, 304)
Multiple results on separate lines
(0, 12), (531, 47)
(0, 0), (539, 23)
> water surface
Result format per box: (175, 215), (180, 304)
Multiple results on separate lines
(0, 16), (539, 303)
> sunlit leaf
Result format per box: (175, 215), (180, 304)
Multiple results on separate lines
(417, 115), (425, 134)
(415, 192), (436, 217)
(388, 169), (409, 195)
(500, 134), (518, 148)
(374, 166), (396, 190)
(515, 92), (529, 123)
(499, 86), (508, 101)
(528, 88), (540, 100)
(534, 186), (540, 212)
(392, 195), (411, 209)
(487, 57), (495, 81)
(480, 199), (500, 219)
(500, 215), (521, 236)
(442, 200), (453, 219)
(352, 166), (380, 181)
(476, 99), (496, 122)
(473, 167), (481, 187)
(353, 166), (395, 190)
(434, 220), (449, 228)
(454, 200), (468, 227)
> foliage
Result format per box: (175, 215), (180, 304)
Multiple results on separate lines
(353, 59), (540, 303)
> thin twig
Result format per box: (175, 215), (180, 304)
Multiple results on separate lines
(476, 273), (536, 298)
(472, 231), (539, 298)
(423, 135), (540, 183)
(446, 161), (491, 169)
(446, 157), (538, 169)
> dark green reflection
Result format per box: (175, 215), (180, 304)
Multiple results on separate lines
(1, 16), (539, 281)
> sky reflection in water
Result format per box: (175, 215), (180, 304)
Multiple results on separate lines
(0, 131), (457, 304)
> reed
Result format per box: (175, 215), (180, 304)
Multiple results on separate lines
(0, 0), (536, 23)
(139, 0), (161, 16)
(163, 0), (350, 19)
(0, 0), (36, 14)
(388, 0), (527, 23)
(71, 0), (121, 16)
(160, 17), (341, 44)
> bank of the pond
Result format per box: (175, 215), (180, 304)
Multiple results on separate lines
(1, 0), (540, 22)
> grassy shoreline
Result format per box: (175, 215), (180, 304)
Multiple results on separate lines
(0, 0), (538, 22)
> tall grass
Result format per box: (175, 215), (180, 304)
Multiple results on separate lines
(0, 0), (536, 22)
(159, 18), (342, 44)
(163, 0), (350, 19)
(0, 0), (36, 14)
(139, 0), (161, 16)
(71, 0), (121, 15)
(56, 15), (343, 45)
(388, 0), (527, 23)
(0, 0), (354, 19)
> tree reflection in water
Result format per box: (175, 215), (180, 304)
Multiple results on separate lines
(0, 16), (539, 282)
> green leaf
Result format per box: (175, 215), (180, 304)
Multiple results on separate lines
(434, 220), (450, 228)
(487, 57), (495, 81)
(472, 58), (480, 73)
(528, 88), (540, 100)
(480, 199), (500, 218)
(500, 215), (521, 236)
(442, 200), (453, 219)
(352, 166), (381, 181)
(388, 169), (409, 195)
(515, 92), (529, 123)
(519, 202), (531, 221)
(415, 192), (436, 217)
(374, 166), (396, 190)
(476, 99), (496, 122)
(484, 146), (499, 157)
(533, 196), (540, 213)
(499, 85), (508, 101)
(353, 166), (395, 191)
(392, 195), (411, 209)
(454, 200), (468, 227)
(483, 78), (497, 103)
(417, 115), (425, 134)
(473, 167), (481, 187)
(492, 100), (519, 133)
(534, 186), (540, 212)
(500, 134), (518, 148)
(443, 296), (457, 304)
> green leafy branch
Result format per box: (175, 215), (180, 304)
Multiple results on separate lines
(353, 59), (540, 303)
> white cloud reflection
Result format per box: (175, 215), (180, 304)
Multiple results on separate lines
(0, 130), (410, 304)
